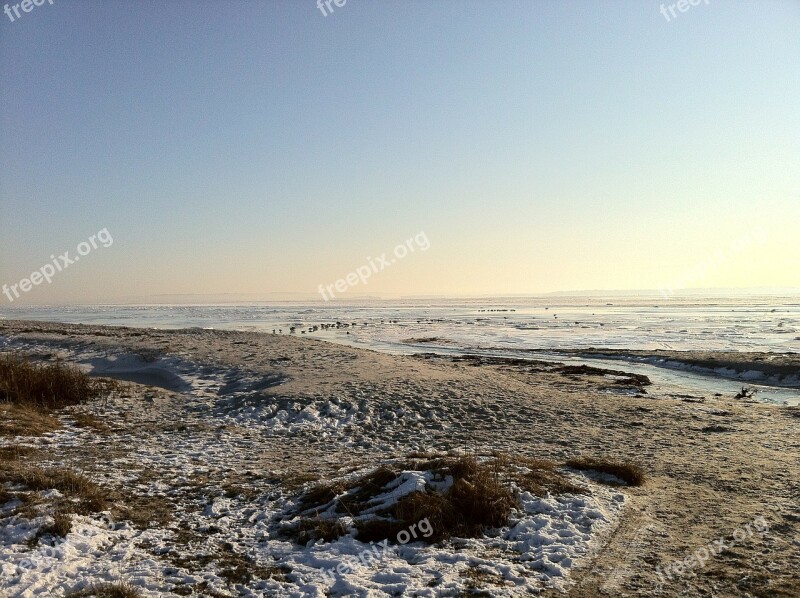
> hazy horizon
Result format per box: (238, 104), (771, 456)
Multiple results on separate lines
(2, 287), (800, 309)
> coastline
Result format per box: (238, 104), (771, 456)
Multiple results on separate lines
(1, 319), (799, 596)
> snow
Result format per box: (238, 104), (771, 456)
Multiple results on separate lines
(266, 480), (624, 595)
(0, 337), (629, 596)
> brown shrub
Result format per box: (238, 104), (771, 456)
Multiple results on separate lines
(372, 456), (516, 543)
(316, 456), (517, 544)
(447, 470), (516, 529)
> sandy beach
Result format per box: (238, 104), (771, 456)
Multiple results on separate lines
(1, 319), (799, 597)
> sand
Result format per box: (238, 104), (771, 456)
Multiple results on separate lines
(0, 319), (798, 597)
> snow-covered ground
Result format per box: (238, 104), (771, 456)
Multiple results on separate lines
(0, 337), (631, 596)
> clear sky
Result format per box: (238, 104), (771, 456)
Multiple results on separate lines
(1, 0), (798, 304)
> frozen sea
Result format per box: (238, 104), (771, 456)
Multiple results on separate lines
(2, 296), (799, 404)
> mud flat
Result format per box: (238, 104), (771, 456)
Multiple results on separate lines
(1, 319), (798, 597)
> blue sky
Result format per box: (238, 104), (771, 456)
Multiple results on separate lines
(1, 0), (798, 303)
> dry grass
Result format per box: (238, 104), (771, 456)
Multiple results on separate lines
(0, 453), (175, 531)
(66, 582), (143, 598)
(565, 457), (645, 486)
(291, 455), (526, 545)
(28, 510), (73, 546)
(0, 464), (110, 514)
(335, 466), (398, 514)
(281, 515), (349, 544)
(214, 544), (291, 586)
(461, 564), (508, 591)
(0, 353), (114, 411)
(15, 468), (105, 504)
(221, 483), (262, 501)
(70, 412), (111, 434)
(295, 480), (348, 513)
(279, 470), (321, 491)
(507, 456), (587, 496)
(287, 454), (600, 546)
(404, 451), (441, 459)
(0, 445), (37, 460)
(47, 510), (73, 537)
(359, 456), (517, 543)
(116, 494), (174, 529)
(157, 525), (289, 589)
(0, 403), (60, 437)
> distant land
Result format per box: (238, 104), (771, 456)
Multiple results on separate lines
(3, 288), (798, 307)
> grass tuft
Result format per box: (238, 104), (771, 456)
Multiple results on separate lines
(0, 403), (60, 437)
(565, 457), (645, 486)
(0, 445), (37, 460)
(45, 510), (73, 537)
(295, 480), (347, 513)
(284, 516), (349, 544)
(0, 464), (110, 513)
(28, 510), (73, 547)
(0, 353), (115, 411)
(70, 411), (111, 433)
